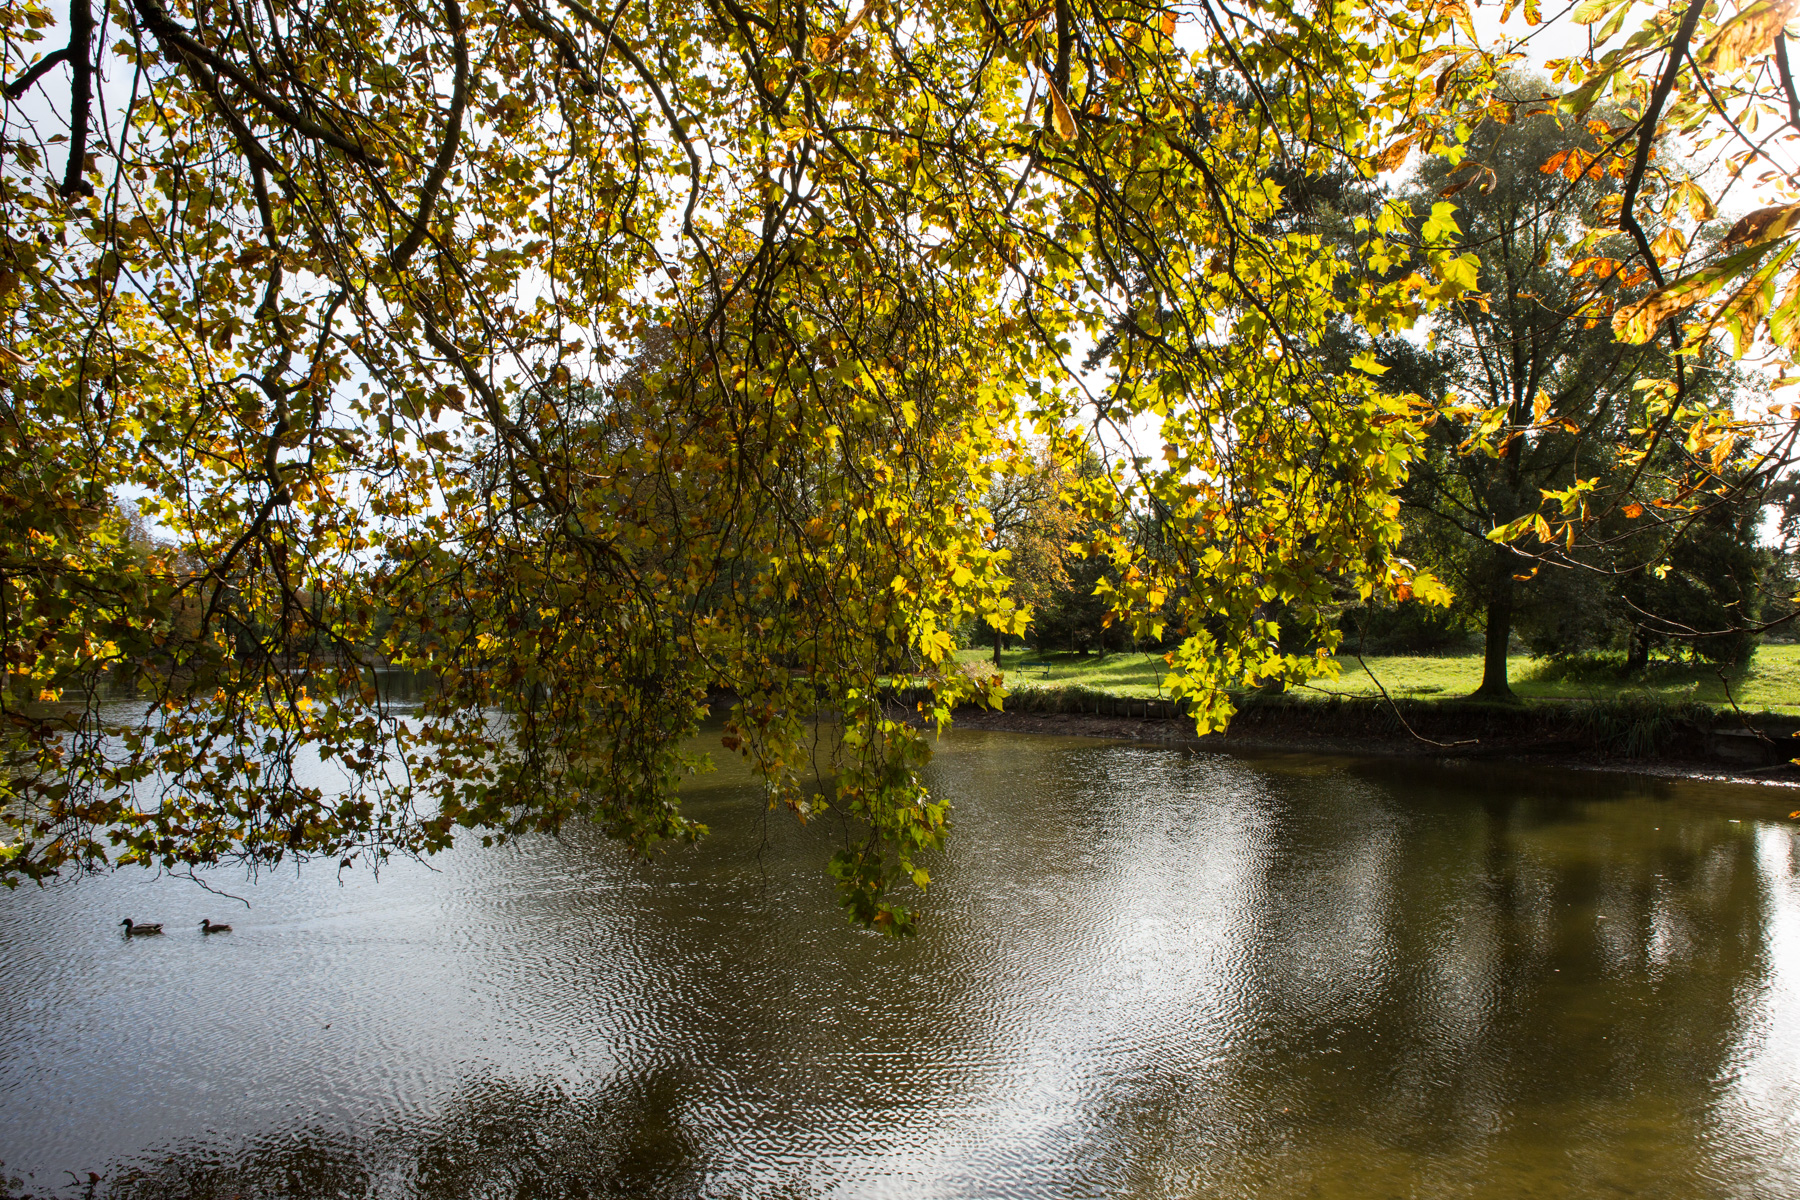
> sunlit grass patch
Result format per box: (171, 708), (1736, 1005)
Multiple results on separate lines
(1305, 654), (1495, 699)
(957, 643), (1800, 712)
(954, 647), (1169, 696)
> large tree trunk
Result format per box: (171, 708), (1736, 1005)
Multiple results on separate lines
(1472, 569), (1517, 702)
(1625, 628), (1649, 674)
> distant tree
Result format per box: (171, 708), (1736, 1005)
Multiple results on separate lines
(983, 442), (1087, 665)
(1396, 93), (1753, 699)
(1030, 549), (1112, 657)
(1611, 470), (1768, 669)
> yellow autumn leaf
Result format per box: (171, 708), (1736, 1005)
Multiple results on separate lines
(1047, 81), (1077, 141)
(1373, 134), (1415, 172)
(1570, 0), (1621, 25)
(1441, 0), (1478, 41)
(1697, 0), (1800, 73)
(1723, 202), (1800, 249)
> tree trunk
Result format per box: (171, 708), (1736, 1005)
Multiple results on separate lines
(1473, 570), (1517, 702)
(993, 624), (1003, 668)
(1626, 628), (1649, 674)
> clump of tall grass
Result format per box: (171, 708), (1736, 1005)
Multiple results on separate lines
(1522, 651), (1631, 685)
(1005, 683), (1124, 714)
(1568, 695), (1713, 757)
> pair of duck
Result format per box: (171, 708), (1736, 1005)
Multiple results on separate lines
(119, 918), (231, 935)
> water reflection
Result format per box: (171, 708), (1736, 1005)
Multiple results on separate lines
(1, 735), (1796, 1198)
(96, 1071), (720, 1200)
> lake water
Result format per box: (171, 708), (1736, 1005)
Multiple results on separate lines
(2, 731), (1798, 1198)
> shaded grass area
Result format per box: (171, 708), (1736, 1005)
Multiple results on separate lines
(955, 644), (1800, 712)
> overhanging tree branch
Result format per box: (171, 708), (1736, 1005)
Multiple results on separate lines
(390, 0), (469, 269)
(3, 47), (68, 100)
(129, 0), (376, 162)
(60, 0), (94, 197)
(1618, 0), (1707, 289)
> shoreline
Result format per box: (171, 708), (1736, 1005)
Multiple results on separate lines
(939, 705), (1800, 791)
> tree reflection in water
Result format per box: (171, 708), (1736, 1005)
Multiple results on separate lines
(96, 1068), (711, 1200)
(1, 736), (1796, 1200)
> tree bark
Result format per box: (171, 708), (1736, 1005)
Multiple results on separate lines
(61, 0), (95, 197)
(1473, 569), (1517, 702)
(993, 624), (1003, 668)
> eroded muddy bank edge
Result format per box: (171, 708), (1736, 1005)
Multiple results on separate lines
(919, 698), (1800, 792)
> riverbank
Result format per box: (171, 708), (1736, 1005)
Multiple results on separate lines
(958, 644), (1800, 712)
(937, 693), (1800, 790)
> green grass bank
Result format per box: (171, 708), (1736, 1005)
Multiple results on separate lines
(939, 645), (1800, 770)
(957, 644), (1800, 713)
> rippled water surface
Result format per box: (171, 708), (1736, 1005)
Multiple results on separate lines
(3, 732), (1799, 1198)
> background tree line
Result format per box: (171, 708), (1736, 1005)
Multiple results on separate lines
(7, 0), (1800, 930)
(980, 81), (1779, 695)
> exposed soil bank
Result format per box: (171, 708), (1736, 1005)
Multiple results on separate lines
(935, 694), (1800, 790)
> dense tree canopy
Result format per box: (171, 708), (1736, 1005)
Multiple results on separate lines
(1435, 0), (1800, 593)
(12, 0), (1753, 928)
(1391, 100), (1762, 697)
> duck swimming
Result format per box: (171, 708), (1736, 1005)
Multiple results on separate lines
(119, 919), (163, 935)
(200, 919), (232, 933)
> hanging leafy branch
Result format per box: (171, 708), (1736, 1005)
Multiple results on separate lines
(1382, 1), (1800, 624)
(0, 0), (1477, 927)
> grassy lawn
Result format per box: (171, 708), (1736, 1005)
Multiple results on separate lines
(957, 646), (1170, 696)
(956, 643), (1800, 712)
